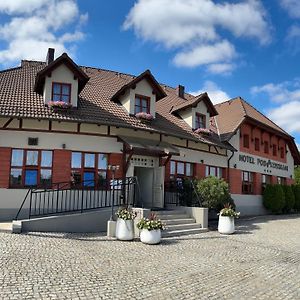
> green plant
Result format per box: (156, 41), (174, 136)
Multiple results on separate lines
(282, 185), (295, 213)
(137, 213), (165, 231)
(219, 204), (240, 218)
(116, 207), (136, 220)
(263, 184), (285, 214)
(196, 176), (235, 211)
(292, 185), (300, 212)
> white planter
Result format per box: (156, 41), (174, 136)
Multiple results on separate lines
(218, 215), (235, 234)
(140, 229), (161, 244)
(115, 219), (134, 241)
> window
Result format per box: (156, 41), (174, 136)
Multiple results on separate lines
(264, 141), (269, 154)
(10, 149), (53, 188)
(277, 177), (286, 185)
(205, 166), (223, 179)
(254, 138), (260, 151)
(52, 82), (71, 103)
(195, 113), (206, 129)
(243, 134), (250, 148)
(242, 171), (253, 194)
(262, 174), (271, 192)
(71, 152), (109, 188)
(169, 160), (194, 180)
(134, 95), (150, 114)
(272, 144), (277, 156)
(280, 147), (285, 159)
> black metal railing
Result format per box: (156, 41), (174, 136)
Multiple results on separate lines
(15, 177), (140, 220)
(164, 179), (202, 207)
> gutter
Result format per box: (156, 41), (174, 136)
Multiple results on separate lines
(227, 149), (235, 190)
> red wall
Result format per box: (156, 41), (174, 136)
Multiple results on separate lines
(0, 147), (11, 188)
(52, 150), (71, 184)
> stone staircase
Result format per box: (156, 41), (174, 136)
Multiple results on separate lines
(153, 209), (208, 238)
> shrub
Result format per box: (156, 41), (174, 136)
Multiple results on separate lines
(292, 185), (300, 212)
(263, 184), (285, 214)
(196, 176), (235, 211)
(282, 185), (295, 213)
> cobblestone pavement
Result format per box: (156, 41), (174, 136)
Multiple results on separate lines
(0, 215), (299, 300)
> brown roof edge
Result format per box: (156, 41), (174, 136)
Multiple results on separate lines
(171, 93), (218, 117)
(34, 53), (90, 95)
(110, 69), (167, 102)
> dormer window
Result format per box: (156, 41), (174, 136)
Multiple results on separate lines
(134, 95), (150, 114)
(195, 113), (206, 129)
(52, 83), (71, 103)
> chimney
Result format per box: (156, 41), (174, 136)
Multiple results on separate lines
(178, 85), (185, 98)
(46, 48), (55, 65)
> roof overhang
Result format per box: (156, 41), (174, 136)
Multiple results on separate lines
(118, 135), (180, 156)
(111, 70), (167, 102)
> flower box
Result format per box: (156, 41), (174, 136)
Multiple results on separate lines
(48, 101), (72, 111)
(194, 128), (211, 135)
(135, 112), (154, 122)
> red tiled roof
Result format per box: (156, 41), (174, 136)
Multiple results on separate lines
(0, 60), (232, 150)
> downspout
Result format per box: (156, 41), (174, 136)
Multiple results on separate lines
(227, 150), (235, 191)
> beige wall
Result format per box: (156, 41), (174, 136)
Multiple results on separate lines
(43, 64), (79, 107)
(179, 108), (193, 128)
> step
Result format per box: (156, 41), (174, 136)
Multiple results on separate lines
(166, 223), (201, 231)
(157, 214), (190, 220)
(163, 227), (209, 238)
(163, 218), (196, 225)
(0, 222), (12, 233)
(152, 209), (185, 216)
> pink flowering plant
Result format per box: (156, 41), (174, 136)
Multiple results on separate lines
(48, 101), (72, 109)
(135, 112), (154, 121)
(194, 127), (211, 135)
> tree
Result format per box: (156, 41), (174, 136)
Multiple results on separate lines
(294, 167), (300, 185)
(292, 185), (300, 212)
(282, 185), (295, 213)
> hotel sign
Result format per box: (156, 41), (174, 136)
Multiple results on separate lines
(239, 154), (289, 172)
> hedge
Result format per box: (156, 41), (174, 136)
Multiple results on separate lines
(263, 184), (285, 214)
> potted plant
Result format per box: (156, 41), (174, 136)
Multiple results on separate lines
(115, 207), (136, 241)
(48, 101), (72, 111)
(194, 128), (211, 135)
(137, 213), (165, 244)
(135, 112), (154, 124)
(218, 204), (240, 234)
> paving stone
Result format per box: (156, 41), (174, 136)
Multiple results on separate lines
(0, 215), (299, 299)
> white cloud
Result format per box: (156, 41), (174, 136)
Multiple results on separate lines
(0, 0), (87, 65)
(287, 25), (300, 39)
(190, 81), (230, 104)
(124, 0), (271, 73)
(207, 63), (235, 75)
(252, 79), (300, 134)
(251, 80), (300, 103)
(173, 40), (236, 68)
(268, 101), (300, 133)
(279, 0), (300, 18)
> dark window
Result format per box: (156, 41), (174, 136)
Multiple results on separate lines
(134, 95), (150, 114)
(280, 147), (285, 159)
(169, 160), (194, 180)
(262, 174), (271, 193)
(205, 166), (223, 179)
(243, 134), (250, 148)
(242, 171), (253, 194)
(272, 144), (277, 156)
(195, 113), (206, 129)
(10, 149), (53, 188)
(71, 152), (109, 188)
(52, 82), (71, 103)
(264, 141), (269, 154)
(254, 138), (260, 151)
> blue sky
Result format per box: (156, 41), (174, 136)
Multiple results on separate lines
(0, 0), (300, 145)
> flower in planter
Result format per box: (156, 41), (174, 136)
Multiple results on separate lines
(194, 127), (211, 135)
(116, 207), (136, 220)
(137, 213), (166, 231)
(135, 112), (154, 121)
(218, 204), (240, 218)
(48, 101), (72, 109)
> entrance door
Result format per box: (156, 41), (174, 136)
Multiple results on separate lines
(134, 167), (154, 208)
(153, 166), (164, 208)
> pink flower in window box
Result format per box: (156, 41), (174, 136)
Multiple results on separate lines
(135, 112), (154, 121)
(48, 101), (72, 109)
(194, 127), (211, 135)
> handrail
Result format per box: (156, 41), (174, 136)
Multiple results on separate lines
(15, 177), (138, 220)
